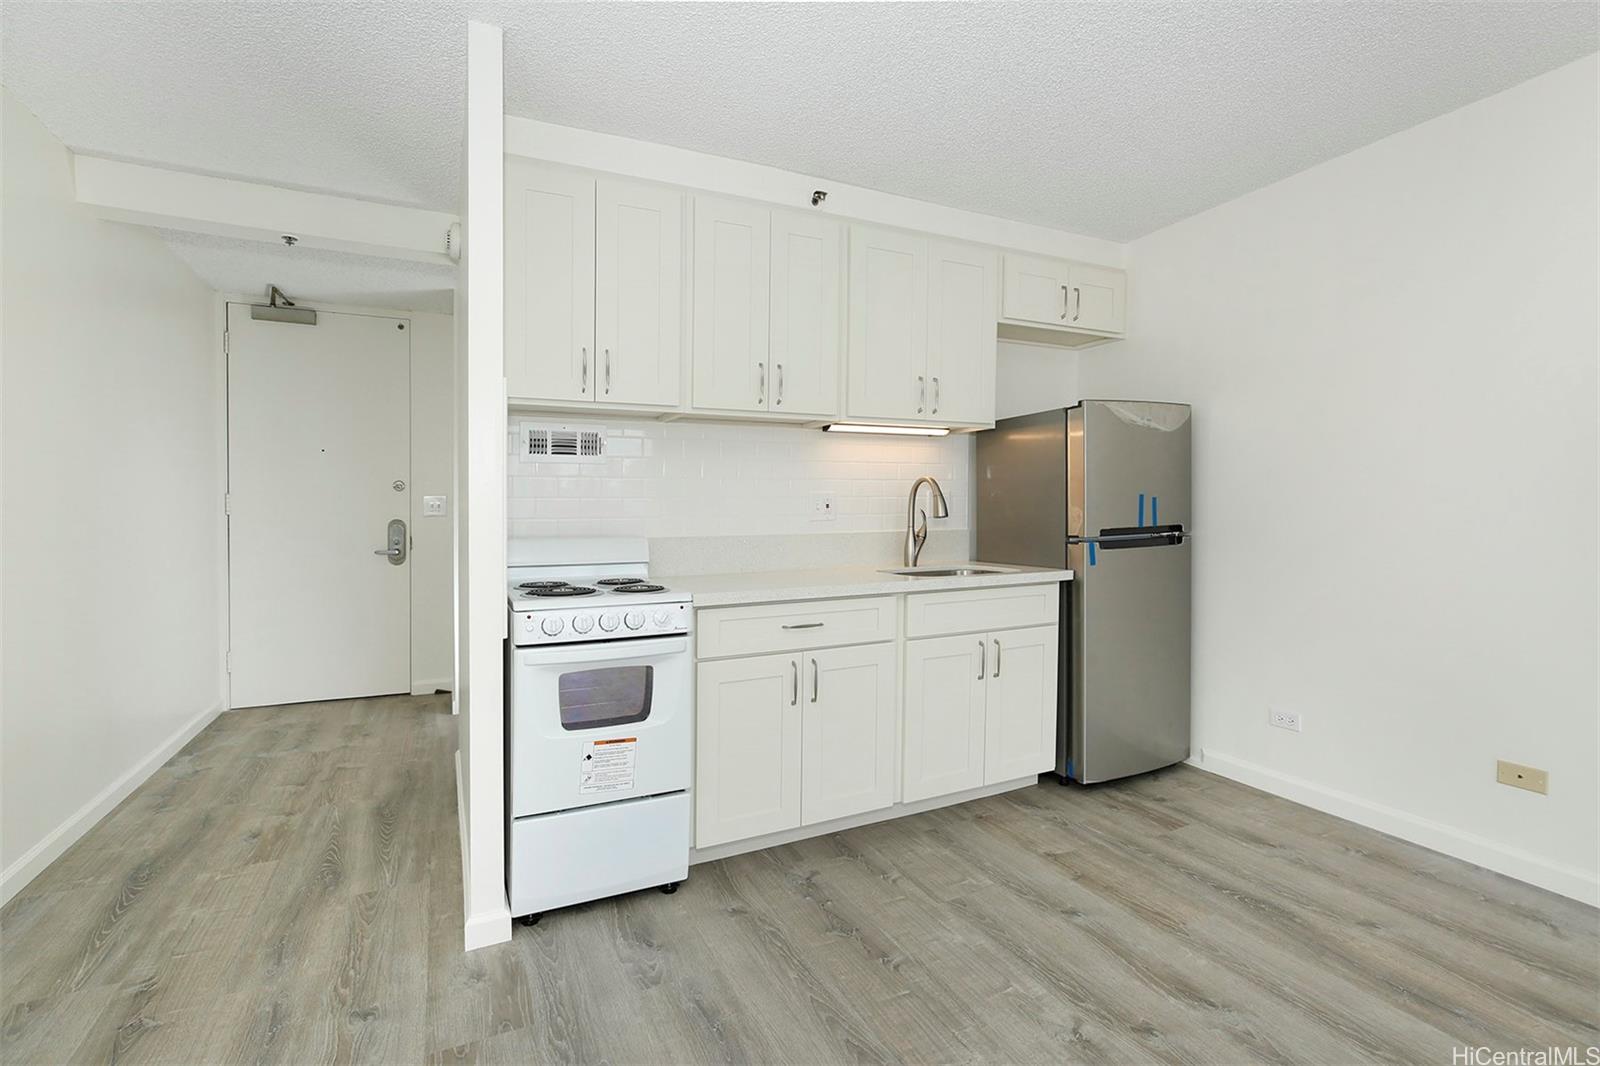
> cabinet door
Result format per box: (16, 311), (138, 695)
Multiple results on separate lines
(505, 161), (594, 402)
(903, 634), (987, 802)
(1000, 253), (1072, 327)
(696, 653), (802, 847)
(926, 241), (997, 425)
(983, 625), (1058, 784)
(770, 212), (841, 418)
(847, 225), (927, 421)
(596, 178), (683, 407)
(1066, 263), (1126, 335)
(692, 197), (769, 413)
(801, 643), (896, 826)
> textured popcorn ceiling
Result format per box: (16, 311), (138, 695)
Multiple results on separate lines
(3, 1), (1595, 241)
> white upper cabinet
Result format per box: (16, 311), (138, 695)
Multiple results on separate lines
(505, 160), (595, 402)
(848, 227), (999, 426)
(925, 241), (997, 425)
(505, 163), (682, 407)
(595, 178), (683, 407)
(692, 197), (770, 413)
(1000, 252), (1126, 344)
(1064, 262), (1126, 335)
(691, 201), (840, 418)
(768, 212), (841, 418)
(847, 225), (929, 421)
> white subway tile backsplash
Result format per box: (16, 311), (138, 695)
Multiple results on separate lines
(507, 415), (973, 540)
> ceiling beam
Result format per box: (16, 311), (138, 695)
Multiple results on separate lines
(73, 155), (459, 266)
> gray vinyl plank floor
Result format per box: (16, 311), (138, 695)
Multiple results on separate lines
(2, 695), (1595, 1064)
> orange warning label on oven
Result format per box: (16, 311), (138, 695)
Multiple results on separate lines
(592, 737), (636, 746)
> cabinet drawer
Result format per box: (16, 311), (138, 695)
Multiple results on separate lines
(696, 596), (897, 659)
(906, 582), (1060, 638)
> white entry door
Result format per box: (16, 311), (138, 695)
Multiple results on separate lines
(227, 304), (411, 708)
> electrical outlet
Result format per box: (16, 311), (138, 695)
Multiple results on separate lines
(1496, 760), (1548, 795)
(1268, 709), (1301, 732)
(812, 493), (837, 521)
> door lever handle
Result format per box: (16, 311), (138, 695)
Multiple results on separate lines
(373, 548), (402, 557)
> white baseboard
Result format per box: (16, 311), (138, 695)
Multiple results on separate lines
(1, 700), (224, 907)
(1191, 750), (1599, 906)
(411, 678), (453, 696)
(455, 748), (512, 951)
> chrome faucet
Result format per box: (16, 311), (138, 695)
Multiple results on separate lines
(904, 476), (950, 567)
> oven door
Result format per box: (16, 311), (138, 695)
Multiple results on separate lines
(509, 634), (691, 818)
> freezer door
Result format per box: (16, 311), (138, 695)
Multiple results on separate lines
(1069, 400), (1191, 783)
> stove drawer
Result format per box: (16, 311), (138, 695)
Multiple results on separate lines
(696, 596), (897, 659)
(509, 791), (690, 917)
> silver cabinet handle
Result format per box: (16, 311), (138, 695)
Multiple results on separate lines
(993, 638), (1002, 678)
(917, 375), (925, 414)
(781, 622), (824, 630)
(791, 659), (798, 706)
(977, 640), (986, 681)
(775, 363), (784, 406)
(932, 376), (940, 414)
(1071, 287), (1081, 323)
(810, 658), (819, 703)
(757, 361), (765, 406)
(580, 347), (589, 393)
(604, 348), (612, 393)
(1061, 285), (1070, 320)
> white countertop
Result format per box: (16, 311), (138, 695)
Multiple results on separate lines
(674, 562), (1073, 608)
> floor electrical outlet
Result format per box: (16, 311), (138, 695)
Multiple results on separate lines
(1269, 709), (1302, 732)
(1496, 760), (1548, 795)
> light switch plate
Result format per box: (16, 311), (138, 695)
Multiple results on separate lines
(1496, 760), (1548, 795)
(811, 493), (837, 521)
(423, 495), (447, 517)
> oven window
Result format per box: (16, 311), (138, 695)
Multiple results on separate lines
(558, 666), (653, 730)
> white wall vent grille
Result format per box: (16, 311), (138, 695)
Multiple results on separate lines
(519, 423), (605, 463)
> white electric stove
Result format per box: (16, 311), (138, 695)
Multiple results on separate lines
(505, 537), (692, 924)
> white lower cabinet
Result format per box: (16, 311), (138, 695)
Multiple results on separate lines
(694, 584), (1061, 851)
(982, 625), (1058, 784)
(902, 634), (987, 802)
(904, 623), (1058, 803)
(695, 652), (802, 847)
(801, 643), (897, 826)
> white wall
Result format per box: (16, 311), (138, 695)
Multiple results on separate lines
(994, 340), (1081, 419)
(457, 20), (511, 951)
(407, 311), (455, 693)
(1, 89), (225, 902)
(1079, 55), (1599, 902)
(507, 416), (971, 541)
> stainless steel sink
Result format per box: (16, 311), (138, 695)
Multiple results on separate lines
(880, 566), (1008, 577)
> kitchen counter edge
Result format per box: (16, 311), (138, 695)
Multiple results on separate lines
(675, 564), (1074, 609)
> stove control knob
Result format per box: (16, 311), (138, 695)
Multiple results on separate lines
(540, 616), (565, 637)
(623, 610), (645, 631)
(598, 612), (620, 632)
(571, 614), (595, 634)
(652, 609), (671, 627)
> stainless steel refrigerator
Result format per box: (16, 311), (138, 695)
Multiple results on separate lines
(975, 401), (1192, 784)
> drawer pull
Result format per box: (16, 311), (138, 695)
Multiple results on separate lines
(781, 622), (824, 630)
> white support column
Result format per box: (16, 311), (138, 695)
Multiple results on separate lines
(458, 18), (511, 952)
